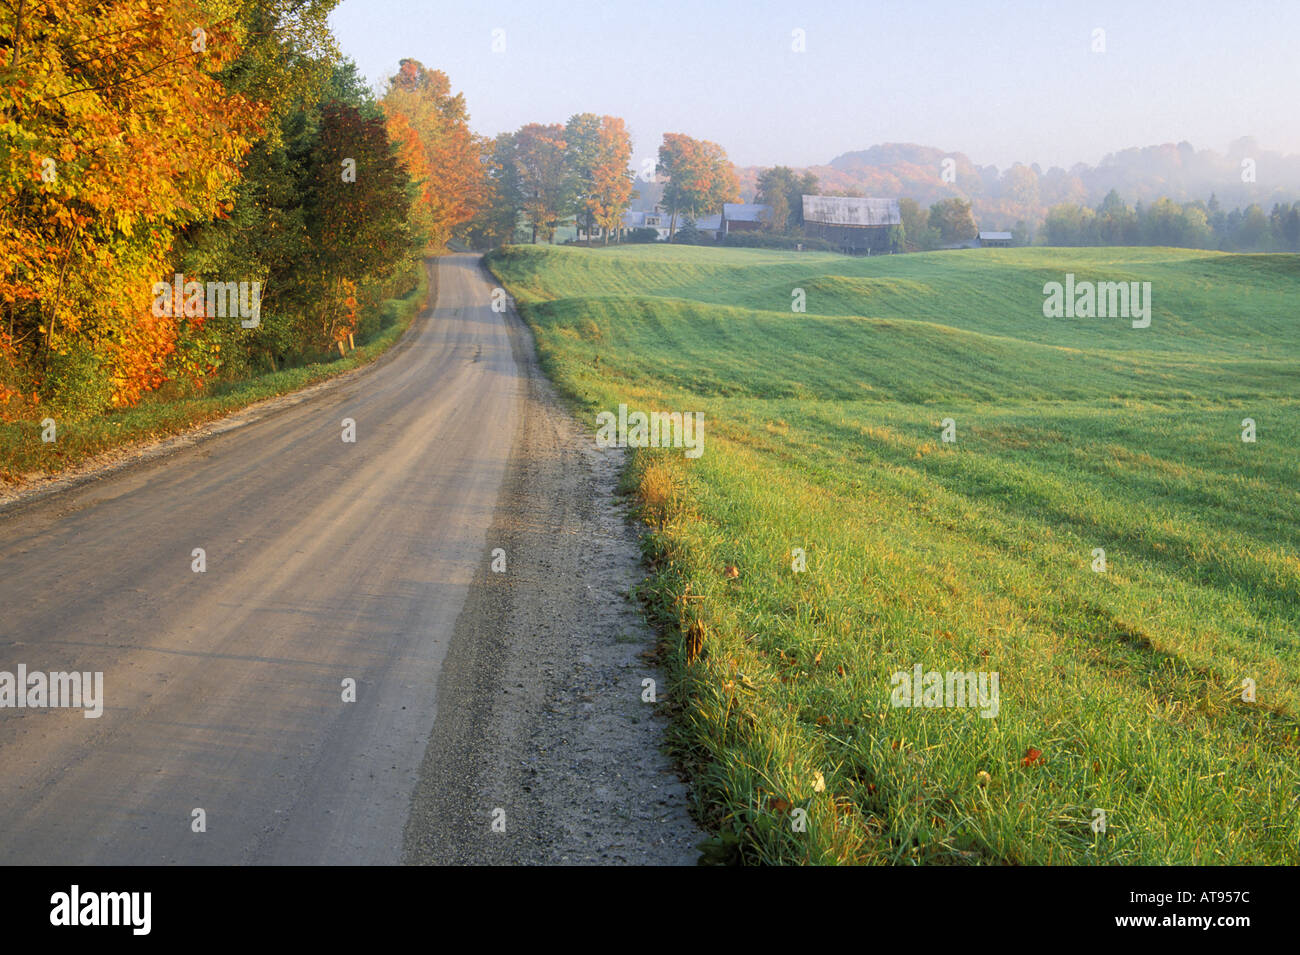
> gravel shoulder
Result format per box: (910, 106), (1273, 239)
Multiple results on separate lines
(402, 265), (703, 865)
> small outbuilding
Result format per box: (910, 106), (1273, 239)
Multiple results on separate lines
(694, 214), (722, 240)
(721, 203), (770, 235)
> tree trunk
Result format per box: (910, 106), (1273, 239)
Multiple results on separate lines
(40, 225), (80, 370)
(11, 0), (25, 68)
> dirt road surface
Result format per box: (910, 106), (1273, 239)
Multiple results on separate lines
(0, 254), (700, 865)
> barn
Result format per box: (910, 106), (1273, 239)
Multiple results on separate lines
(721, 203), (770, 235)
(802, 195), (901, 253)
(978, 231), (1013, 248)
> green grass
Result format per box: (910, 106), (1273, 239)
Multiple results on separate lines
(0, 263), (429, 485)
(488, 242), (1300, 865)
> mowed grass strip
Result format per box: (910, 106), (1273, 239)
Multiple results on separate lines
(489, 243), (1300, 865)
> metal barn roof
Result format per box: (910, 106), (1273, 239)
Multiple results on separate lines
(722, 203), (770, 223)
(802, 195), (900, 227)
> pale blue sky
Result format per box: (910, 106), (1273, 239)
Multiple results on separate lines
(327, 0), (1300, 171)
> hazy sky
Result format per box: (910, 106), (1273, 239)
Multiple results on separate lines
(328, 0), (1300, 172)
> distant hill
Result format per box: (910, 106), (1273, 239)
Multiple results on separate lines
(735, 139), (1300, 231)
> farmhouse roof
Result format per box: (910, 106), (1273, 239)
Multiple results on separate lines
(802, 195), (901, 227)
(624, 210), (667, 227)
(695, 214), (722, 230)
(722, 203), (770, 223)
(979, 231), (1013, 240)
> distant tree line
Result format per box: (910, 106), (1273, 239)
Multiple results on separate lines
(1038, 190), (1300, 251)
(744, 161), (1300, 255)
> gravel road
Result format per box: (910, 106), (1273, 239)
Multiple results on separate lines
(0, 253), (700, 865)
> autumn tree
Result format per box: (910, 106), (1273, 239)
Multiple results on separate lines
(1, 2), (425, 413)
(656, 134), (739, 239)
(380, 59), (490, 250)
(565, 113), (633, 245)
(589, 118), (635, 244)
(512, 123), (573, 244)
(0, 0), (266, 413)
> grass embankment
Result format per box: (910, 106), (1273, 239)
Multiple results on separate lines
(0, 261), (431, 485)
(488, 242), (1300, 864)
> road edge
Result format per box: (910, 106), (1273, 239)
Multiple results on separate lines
(401, 255), (704, 865)
(0, 259), (438, 516)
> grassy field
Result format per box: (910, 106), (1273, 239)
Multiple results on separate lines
(488, 242), (1300, 865)
(0, 264), (429, 485)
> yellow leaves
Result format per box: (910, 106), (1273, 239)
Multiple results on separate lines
(0, 0), (268, 411)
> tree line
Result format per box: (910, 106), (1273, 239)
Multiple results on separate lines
(1, 4), (486, 421)
(742, 176), (1300, 253)
(465, 126), (749, 246)
(1039, 191), (1300, 251)
(466, 115), (634, 247)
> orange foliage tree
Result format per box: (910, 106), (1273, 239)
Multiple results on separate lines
(566, 113), (634, 245)
(0, 0), (265, 413)
(656, 133), (740, 239)
(379, 59), (489, 250)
